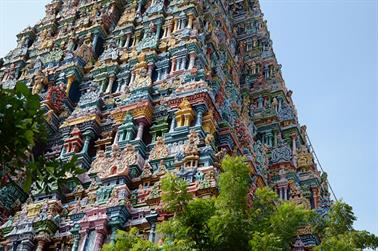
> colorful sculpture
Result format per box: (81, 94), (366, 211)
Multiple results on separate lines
(0, 0), (330, 250)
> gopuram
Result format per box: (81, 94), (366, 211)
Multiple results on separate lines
(0, 0), (331, 250)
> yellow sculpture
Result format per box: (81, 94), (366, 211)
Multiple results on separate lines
(32, 70), (48, 94)
(149, 137), (169, 161)
(66, 75), (75, 96)
(39, 29), (53, 49)
(296, 146), (314, 170)
(118, 7), (136, 26)
(130, 68), (152, 91)
(202, 112), (216, 134)
(175, 98), (194, 127)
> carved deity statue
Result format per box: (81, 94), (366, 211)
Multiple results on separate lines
(90, 150), (106, 175)
(118, 7), (136, 26)
(141, 163), (152, 178)
(149, 137), (169, 161)
(89, 143), (139, 179)
(32, 70), (48, 94)
(184, 130), (200, 156)
(131, 68), (152, 91)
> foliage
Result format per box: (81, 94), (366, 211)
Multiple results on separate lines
(160, 172), (192, 215)
(102, 228), (159, 251)
(247, 188), (314, 251)
(159, 172), (216, 251)
(102, 156), (378, 251)
(0, 82), (45, 182)
(216, 156), (250, 212)
(314, 201), (378, 251)
(25, 156), (85, 193)
(249, 232), (282, 251)
(208, 156), (251, 251)
(270, 202), (314, 249)
(0, 82), (84, 194)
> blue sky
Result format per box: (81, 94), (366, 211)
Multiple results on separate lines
(260, 0), (378, 235)
(1, 0), (377, 236)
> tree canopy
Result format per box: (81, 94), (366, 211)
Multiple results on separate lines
(104, 156), (378, 251)
(0, 82), (84, 194)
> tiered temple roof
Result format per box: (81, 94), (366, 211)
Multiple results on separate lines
(0, 0), (330, 250)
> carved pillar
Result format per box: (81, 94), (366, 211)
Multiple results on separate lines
(167, 20), (172, 37)
(291, 133), (297, 154)
(110, 225), (118, 244)
(106, 75), (116, 93)
(71, 234), (80, 251)
(195, 112), (203, 126)
(172, 19), (177, 32)
(135, 122), (145, 140)
(291, 133), (297, 167)
(66, 75), (76, 96)
(170, 57), (176, 74)
(81, 130), (94, 154)
(101, 79), (108, 93)
(78, 231), (88, 251)
(131, 34), (137, 47)
(129, 71), (136, 85)
(180, 57), (187, 70)
(188, 52), (196, 70)
(162, 26), (167, 38)
(92, 33), (100, 51)
(156, 23), (162, 39)
(147, 63), (154, 77)
(266, 131), (273, 147)
(187, 13), (194, 29)
(136, 2), (142, 16)
(123, 33), (130, 48)
(116, 79), (123, 93)
(92, 231), (105, 251)
(169, 116), (176, 132)
(148, 222), (156, 242)
(194, 105), (206, 127)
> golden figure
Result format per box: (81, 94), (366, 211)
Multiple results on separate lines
(32, 70), (48, 94)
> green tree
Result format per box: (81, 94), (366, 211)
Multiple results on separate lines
(0, 82), (84, 194)
(209, 156), (251, 251)
(249, 232), (282, 251)
(315, 201), (378, 251)
(269, 202), (314, 250)
(0, 82), (45, 183)
(158, 173), (215, 250)
(25, 156), (85, 193)
(160, 172), (192, 215)
(100, 156), (378, 251)
(102, 228), (159, 251)
(158, 156), (314, 251)
(248, 187), (314, 251)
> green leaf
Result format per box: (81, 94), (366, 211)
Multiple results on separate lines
(22, 170), (33, 192)
(15, 82), (30, 96)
